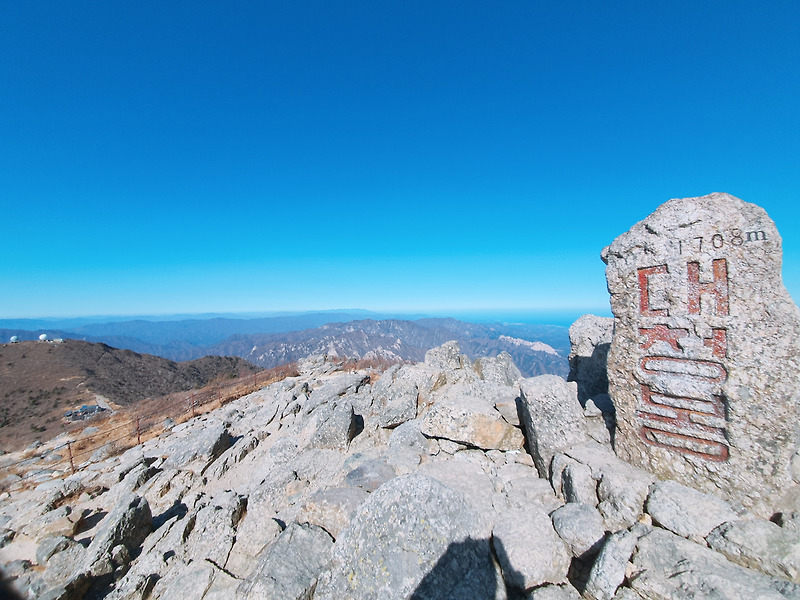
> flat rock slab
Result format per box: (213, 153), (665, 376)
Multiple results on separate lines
(314, 474), (497, 600)
(629, 527), (800, 599)
(602, 193), (800, 515)
(707, 519), (800, 583)
(645, 479), (740, 542)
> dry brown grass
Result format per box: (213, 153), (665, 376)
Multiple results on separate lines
(1, 362), (300, 491)
(335, 356), (407, 382)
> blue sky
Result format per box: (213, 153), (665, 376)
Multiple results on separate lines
(2, 2), (799, 319)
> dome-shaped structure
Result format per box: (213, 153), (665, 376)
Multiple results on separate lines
(39, 333), (48, 341)
(10, 336), (18, 343)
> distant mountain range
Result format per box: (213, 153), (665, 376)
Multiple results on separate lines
(0, 312), (570, 377)
(208, 318), (568, 377)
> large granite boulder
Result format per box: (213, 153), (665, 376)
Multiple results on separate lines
(314, 474), (498, 599)
(602, 192), (800, 515)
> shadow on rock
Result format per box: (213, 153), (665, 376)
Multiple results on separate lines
(410, 536), (528, 600)
(152, 500), (188, 530)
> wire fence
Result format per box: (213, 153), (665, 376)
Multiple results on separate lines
(0, 363), (301, 494)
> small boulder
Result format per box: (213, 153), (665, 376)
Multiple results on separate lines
(630, 526), (798, 599)
(372, 365), (418, 428)
(582, 526), (640, 600)
(551, 503), (607, 559)
(474, 352), (522, 386)
(84, 493), (152, 577)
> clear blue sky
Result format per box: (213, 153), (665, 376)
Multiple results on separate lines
(2, 2), (799, 319)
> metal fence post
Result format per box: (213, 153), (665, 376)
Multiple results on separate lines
(67, 441), (75, 475)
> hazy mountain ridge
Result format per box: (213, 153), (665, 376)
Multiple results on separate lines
(1, 315), (570, 376)
(210, 319), (568, 378)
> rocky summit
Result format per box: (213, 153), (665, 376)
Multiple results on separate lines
(0, 193), (799, 600)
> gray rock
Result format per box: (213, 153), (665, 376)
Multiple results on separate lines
(388, 418), (430, 454)
(36, 536), (78, 565)
(596, 468), (651, 532)
(567, 314), (613, 404)
(40, 543), (88, 590)
(151, 559), (226, 600)
(583, 398), (612, 446)
(776, 512), (800, 534)
(373, 365), (418, 428)
(161, 421), (232, 473)
(492, 507), (571, 590)
(104, 571), (158, 600)
(554, 443), (654, 531)
(645, 479), (740, 542)
(629, 527), (799, 599)
(226, 510), (283, 578)
(204, 433), (258, 480)
(474, 352), (523, 386)
(308, 401), (362, 450)
(296, 487), (369, 539)
(424, 340), (471, 371)
(386, 444), (422, 474)
(421, 393), (524, 452)
(184, 490), (245, 569)
(583, 527), (639, 600)
(562, 461), (597, 506)
(269, 435), (300, 464)
(38, 573), (90, 600)
(528, 584), (582, 600)
(305, 372), (368, 414)
(707, 519), (800, 582)
(418, 459), (498, 537)
(551, 503), (607, 558)
(239, 522), (334, 600)
(314, 474), (496, 600)
(497, 462), (562, 513)
(20, 505), (76, 542)
(518, 375), (588, 478)
(602, 192), (800, 516)
(344, 458), (396, 492)
(84, 493), (152, 577)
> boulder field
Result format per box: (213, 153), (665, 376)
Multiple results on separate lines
(0, 337), (797, 600)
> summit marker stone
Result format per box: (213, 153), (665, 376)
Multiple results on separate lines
(602, 192), (800, 515)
